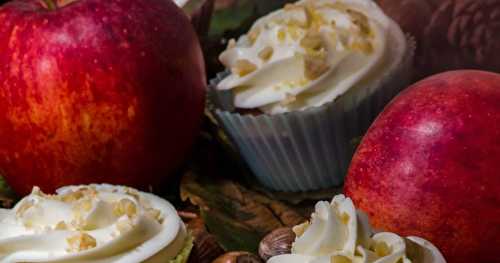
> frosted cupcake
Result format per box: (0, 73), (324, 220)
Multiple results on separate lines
(268, 195), (446, 263)
(0, 184), (192, 263)
(209, 0), (414, 192)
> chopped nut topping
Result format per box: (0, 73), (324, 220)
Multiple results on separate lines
(347, 9), (371, 36)
(304, 4), (326, 30)
(287, 25), (301, 40)
(258, 46), (274, 61)
(113, 198), (137, 218)
(280, 93), (297, 106)
(350, 40), (374, 54)
(340, 212), (350, 225)
(55, 221), (68, 230)
(66, 233), (97, 252)
(248, 28), (261, 45)
(300, 30), (324, 51)
(277, 28), (287, 42)
(373, 241), (391, 257)
(73, 199), (93, 213)
(16, 199), (34, 218)
(232, 59), (257, 77)
(293, 221), (310, 237)
(304, 54), (330, 80)
(125, 188), (141, 202)
(61, 188), (97, 203)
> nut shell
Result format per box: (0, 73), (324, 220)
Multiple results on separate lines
(258, 227), (295, 261)
(187, 218), (225, 263)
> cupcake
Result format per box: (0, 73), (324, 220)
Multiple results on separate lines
(0, 184), (192, 263)
(209, 0), (414, 192)
(268, 195), (446, 263)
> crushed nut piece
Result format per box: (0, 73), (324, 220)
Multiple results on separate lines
(73, 199), (93, 214)
(66, 233), (97, 252)
(280, 93), (297, 106)
(304, 4), (326, 30)
(277, 28), (287, 42)
(55, 221), (68, 230)
(61, 188), (97, 203)
(373, 241), (391, 257)
(340, 212), (350, 225)
(232, 59), (257, 77)
(125, 188), (141, 201)
(258, 46), (274, 61)
(304, 54), (330, 80)
(300, 30), (324, 51)
(293, 221), (310, 237)
(16, 199), (35, 218)
(347, 9), (371, 36)
(248, 28), (261, 45)
(350, 40), (374, 54)
(113, 199), (137, 218)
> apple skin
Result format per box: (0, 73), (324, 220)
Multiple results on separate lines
(0, 0), (206, 195)
(345, 70), (500, 263)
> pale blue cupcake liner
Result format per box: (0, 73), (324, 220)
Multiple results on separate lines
(208, 36), (415, 192)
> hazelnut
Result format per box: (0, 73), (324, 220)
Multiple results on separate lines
(258, 227), (295, 261)
(188, 231), (225, 263)
(212, 252), (262, 263)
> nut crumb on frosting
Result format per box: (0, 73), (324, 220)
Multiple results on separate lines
(66, 232), (97, 252)
(258, 46), (274, 61)
(113, 198), (137, 218)
(232, 59), (257, 77)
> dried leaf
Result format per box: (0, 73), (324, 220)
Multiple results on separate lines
(181, 172), (305, 253)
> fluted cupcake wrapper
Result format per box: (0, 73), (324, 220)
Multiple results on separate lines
(208, 36), (415, 192)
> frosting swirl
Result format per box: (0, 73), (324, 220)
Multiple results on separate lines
(268, 195), (446, 263)
(217, 0), (407, 114)
(0, 184), (188, 263)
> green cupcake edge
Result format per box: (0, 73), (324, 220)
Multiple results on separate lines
(169, 232), (194, 263)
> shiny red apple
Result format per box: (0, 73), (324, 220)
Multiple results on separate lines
(0, 0), (206, 195)
(345, 70), (500, 263)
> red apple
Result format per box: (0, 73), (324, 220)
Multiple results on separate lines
(345, 70), (500, 263)
(0, 0), (206, 195)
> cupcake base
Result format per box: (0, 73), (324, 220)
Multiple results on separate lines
(209, 35), (415, 192)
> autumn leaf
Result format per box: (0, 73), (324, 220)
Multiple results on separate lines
(180, 172), (305, 253)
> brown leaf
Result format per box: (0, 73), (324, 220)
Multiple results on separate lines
(180, 172), (306, 253)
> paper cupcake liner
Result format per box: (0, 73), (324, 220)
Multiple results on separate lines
(208, 36), (415, 192)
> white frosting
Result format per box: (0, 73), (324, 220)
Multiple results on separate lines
(0, 184), (188, 263)
(268, 195), (446, 263)
(217, 0), (407, 114)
